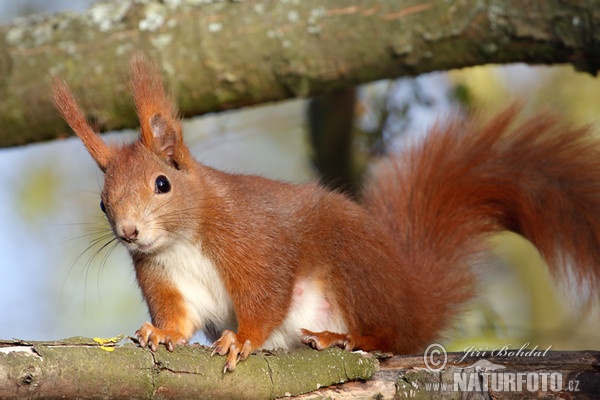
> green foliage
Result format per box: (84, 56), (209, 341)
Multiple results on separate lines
(17, 163), (60, 225)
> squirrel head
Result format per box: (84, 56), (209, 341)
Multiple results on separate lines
(53, 54), (199, 254)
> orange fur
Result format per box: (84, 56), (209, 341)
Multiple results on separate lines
(359, 107), (600, 351)
(130, 54), (178, 147)
(53, 55), (600, 372)
(53, 79), (113, 171)
(133, 256), (196, 346)
(130, 54), (193, 170)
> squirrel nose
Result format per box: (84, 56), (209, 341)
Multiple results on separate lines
(119, 223), (139, 243)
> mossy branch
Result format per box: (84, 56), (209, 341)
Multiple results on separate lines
(0, 0), (598, 147)
(2, 338), (598, 398)
(0, 337), (377, 399)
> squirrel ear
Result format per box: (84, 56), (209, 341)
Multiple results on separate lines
(130, 53), (192, 170)
(149, 113), (179, 166)
(53, 79), (112, 172)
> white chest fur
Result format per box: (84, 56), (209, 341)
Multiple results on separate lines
(151, 242), (347, 350)
(151, 241), (236, 337)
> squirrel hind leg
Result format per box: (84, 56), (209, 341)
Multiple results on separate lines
(300, 328), (391, 352)
(301, 328), (354, 351)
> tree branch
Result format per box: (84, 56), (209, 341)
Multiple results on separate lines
(2, 338), (598, 398)
(298, 350), (600, 398)
(0, 337), (377, 399)
(0, 0), (598, 147)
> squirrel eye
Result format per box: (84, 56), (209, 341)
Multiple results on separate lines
(155, 175), (171, 194)
(100, 200), (106, 214)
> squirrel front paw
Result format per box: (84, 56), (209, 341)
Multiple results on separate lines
(211, 330), (253, 372)
(135, 321), (188, 352)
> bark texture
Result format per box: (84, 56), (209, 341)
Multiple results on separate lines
(1, 338), (598, 399)
(0, 337), (377, 399)
(0, 0), (599, 147)
(299, 350), (600, 399)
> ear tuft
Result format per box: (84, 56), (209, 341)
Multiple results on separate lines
(130, 53), (192, 169)
(53, 78), (112, 172)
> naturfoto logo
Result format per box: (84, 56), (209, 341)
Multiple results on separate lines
(422, 343), (580, 394)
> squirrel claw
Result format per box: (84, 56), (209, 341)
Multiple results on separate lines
(301, 328), (355, 351)
(212, 330), (253, 372)
(135, 321), (187, 352)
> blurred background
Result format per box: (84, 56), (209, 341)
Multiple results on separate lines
(1, 1), (599, 352)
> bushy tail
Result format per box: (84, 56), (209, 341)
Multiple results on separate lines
(363, 106), (600, 347)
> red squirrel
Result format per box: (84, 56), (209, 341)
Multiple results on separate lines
(53, 55), (600, 372)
